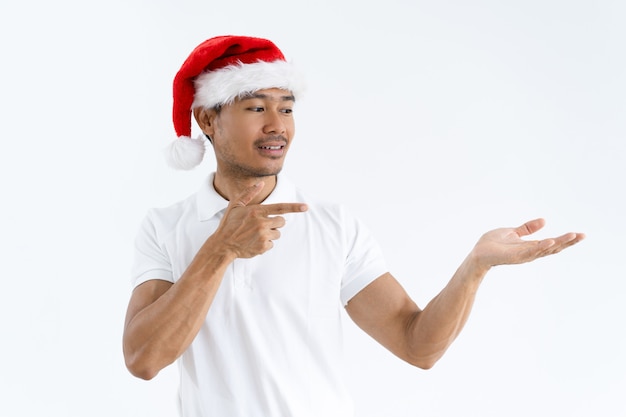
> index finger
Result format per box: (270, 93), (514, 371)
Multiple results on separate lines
(258, 203), (308, 215)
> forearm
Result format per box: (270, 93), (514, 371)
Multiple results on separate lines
(348, 220), (583, 370)
(123, 243), (235, 379)
(406, 253), (489, 368)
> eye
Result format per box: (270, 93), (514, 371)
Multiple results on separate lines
(247, 106), (265, 112)
(281, 108), (293, 114)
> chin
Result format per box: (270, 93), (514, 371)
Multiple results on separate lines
(219, 159), (286, 179)
(232, 164), (284, 179)
(254, 166), (283, 177)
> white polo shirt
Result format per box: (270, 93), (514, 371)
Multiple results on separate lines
(131, 174), (388, 417)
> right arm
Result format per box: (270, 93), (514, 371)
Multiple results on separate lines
(122, 183), (307, 380)
(122, 239), (235, 380)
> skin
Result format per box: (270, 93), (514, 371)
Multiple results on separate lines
(123, 88), (585, 380)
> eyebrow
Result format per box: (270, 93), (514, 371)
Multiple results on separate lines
(239, 92), (296, 102)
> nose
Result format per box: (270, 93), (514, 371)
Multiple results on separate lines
(262, 109), (286, 135)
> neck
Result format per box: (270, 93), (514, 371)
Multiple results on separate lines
(213, 172), (278, 205)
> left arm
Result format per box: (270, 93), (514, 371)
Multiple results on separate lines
(345, 218), (585, 369)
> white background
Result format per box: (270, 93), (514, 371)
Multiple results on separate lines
(1, 0), (624, 416)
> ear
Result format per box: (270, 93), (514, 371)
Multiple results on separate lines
(193, 107), (217, 137)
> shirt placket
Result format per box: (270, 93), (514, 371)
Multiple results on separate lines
(232, 258), (253, 290)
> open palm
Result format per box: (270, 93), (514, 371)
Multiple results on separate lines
(472, 218), (585, 269)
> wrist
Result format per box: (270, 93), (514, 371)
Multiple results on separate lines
(463, 249), (492, 280)
(198, 235), (238, 265)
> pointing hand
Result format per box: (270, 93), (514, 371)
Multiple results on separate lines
(212, 182), (308, 259)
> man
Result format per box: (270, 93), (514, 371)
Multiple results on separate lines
(123, 36), (584, 416)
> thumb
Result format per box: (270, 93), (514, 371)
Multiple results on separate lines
(515, 218), (546, 238)
(230, 182), (264, 208)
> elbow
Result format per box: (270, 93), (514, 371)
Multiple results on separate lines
(123, 347), (162, 381)
(123, 335), (180, 380)
(403, 349), (442, 370)
(402, 331), (448, 370)
(414, 358), (437, 370)
(129, 366), (159, 381)
(125, 356), (161, 380)
(408, 356), (438, 370)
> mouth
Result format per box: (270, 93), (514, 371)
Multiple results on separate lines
(256, 135), (288, 157)
(256, 141), (287, 158)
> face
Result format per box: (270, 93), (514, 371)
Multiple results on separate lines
(197, 88), (296, 180)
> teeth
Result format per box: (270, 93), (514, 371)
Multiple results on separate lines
(261, 146), (282, 150)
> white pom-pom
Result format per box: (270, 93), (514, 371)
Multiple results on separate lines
(164, 135), (206, 170)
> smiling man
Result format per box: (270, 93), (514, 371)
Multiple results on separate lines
(194, 89), (295, 183)
(123, 36), (584, 417)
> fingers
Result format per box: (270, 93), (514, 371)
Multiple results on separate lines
(228, 183), (308, 215)
(267, 228), (281, 241)
(266, 215), (286, 230)
(544, 232), (585, 253)
(216, 187), (307, 259)
(474, 221), (585, 268)
(515, 219), (586, 250)
(258, 202), (308, 215)
(531, 232), (585, 260)
(230, 182), (265, 208)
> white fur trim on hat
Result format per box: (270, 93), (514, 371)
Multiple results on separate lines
(164, 135), (206, 170)
(191, 60), (305, 109)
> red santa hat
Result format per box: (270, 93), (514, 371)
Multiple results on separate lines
(166, 35), (305, 170)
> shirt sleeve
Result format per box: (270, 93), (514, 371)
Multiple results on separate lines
(130, 210), (174, 288)
(340, 209), (388, 306)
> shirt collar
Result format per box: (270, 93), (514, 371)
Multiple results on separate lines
(196, 172), (298, 222)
